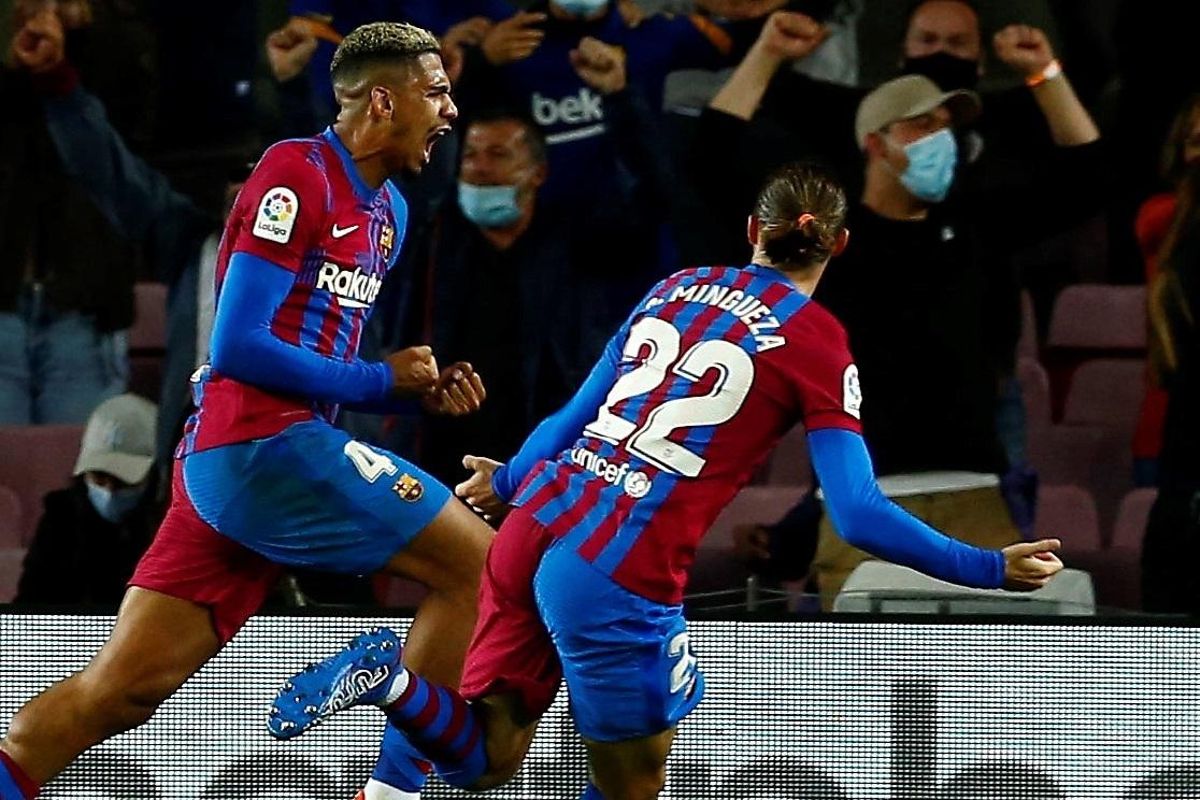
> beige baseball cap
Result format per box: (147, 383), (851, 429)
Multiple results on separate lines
(73, 394), (158, 485)
(854, 74), (981, 150)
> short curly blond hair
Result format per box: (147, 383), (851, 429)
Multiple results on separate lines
(330, 21), (440, 81)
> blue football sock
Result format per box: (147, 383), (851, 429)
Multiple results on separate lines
(384, 672), (487, 789)
(0, 751), (37, 800)
(368, 724), (431, 795)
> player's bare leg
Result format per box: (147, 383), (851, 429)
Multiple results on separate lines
(381, 497), (491, 687)
(585, 729), (676, 800)
(0, 588), (221, 787)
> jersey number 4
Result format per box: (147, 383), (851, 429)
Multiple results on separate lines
(584, 317), (754, 477)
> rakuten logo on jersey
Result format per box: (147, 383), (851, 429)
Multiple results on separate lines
(315, 262), (382, 309)
(572, 447), (653, 499)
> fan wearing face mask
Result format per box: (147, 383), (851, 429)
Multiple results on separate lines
(697, 18), (1104, 604)
(15, 394), (160, 605)
(686, 0), (1101, 262)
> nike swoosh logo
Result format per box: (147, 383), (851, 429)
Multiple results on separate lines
(331, 224), (359, 239)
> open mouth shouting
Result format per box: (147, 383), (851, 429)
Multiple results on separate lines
(424, 126), (452, 162)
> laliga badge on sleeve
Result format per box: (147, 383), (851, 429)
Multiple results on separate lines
(843, 364), (863, 419)
(253, 186), (299, 244)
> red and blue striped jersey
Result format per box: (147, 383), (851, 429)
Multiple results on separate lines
(179, 128), (406, 455)
(510, 264), (862, 604)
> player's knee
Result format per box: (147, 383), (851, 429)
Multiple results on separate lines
(77, 665), (177, 736)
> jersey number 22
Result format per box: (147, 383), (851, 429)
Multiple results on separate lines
(584, 317), (754, 477)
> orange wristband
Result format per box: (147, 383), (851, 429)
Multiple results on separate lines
(1025, 59), (1062, 88)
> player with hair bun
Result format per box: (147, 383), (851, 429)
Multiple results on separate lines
(271, 162), (1063, 800)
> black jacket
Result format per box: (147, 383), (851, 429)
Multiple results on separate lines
(16, 480), (159, 605)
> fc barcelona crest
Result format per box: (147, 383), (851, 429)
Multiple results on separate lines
(393, 473), (424, 502)
(379, 225), (395, 260)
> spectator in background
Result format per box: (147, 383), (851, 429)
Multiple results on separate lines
(700, 55), (1102, 605)
(23, 15), (383, 610)
(400, 38), (669, 487)
(1132, 94), (1200, 488)
(460, 0), (734, 209)
(0, 4), (137, 424)
(15, 394), (159, 605)
(684, 0), (1094, 264)
(1141, 150), (1200, 616)
(10, 7), (246, 479)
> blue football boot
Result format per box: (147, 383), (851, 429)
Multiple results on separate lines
(268, 627), (402, 740)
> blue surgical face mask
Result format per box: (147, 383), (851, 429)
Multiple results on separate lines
(86, 480), (143, 524)
(458, 182), (523, 228)
(892, 127), (958, 203)
(552, 0), (609, 17)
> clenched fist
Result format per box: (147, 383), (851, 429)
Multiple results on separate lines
(993, 24), (1055, 77)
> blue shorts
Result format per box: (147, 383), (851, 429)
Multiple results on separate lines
(182, 420), (451, 575)
(532, 536), (705, 742)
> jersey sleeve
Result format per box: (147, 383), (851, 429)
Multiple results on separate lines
(230, 144), (328, 272)
(786, 304), (863, 434)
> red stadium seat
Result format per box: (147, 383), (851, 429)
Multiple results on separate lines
(1062, 358), (1146, 431)
(130, 282), (168, 351)
(1046, 284), (1147, 351)
(1035, 484), (1102, 553)
(1017, 357), (1051, 430)
(0, 486), (22, 549)
(1112, 487), (1157, 551)
(129, 282), (169, 400)
(0, 547), (26, 603)
(0, 425), (85, 545)
(1043, 285), (1147, 420)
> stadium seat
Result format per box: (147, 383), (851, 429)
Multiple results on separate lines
(1035, 484), (1102, 553)
(689, 485), (808, 598)
(0, 547), (26, 603)
(1043, 285), (1147, 420)
(129, 282), (168, 400)
(1017, 356), (1052, 430)
(130, 282), (168, 351)
(1062, 358), (1146, 431)
(1046, 284), (1147, 351)
(1027, 422), (1132, 534)
(0, 425), (85, 545)
(1027, 423), (1105, 486)
(1112, 487), (1157, 551)
(0, 486), (22, 549)
(1079, 487), (1159, 612)
(763, 422), (812, 487)
(833, 561), (1095, 615)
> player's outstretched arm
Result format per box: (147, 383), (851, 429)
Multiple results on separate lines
(809, 427), (1063, 591)
(210, 252), (417, 404)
